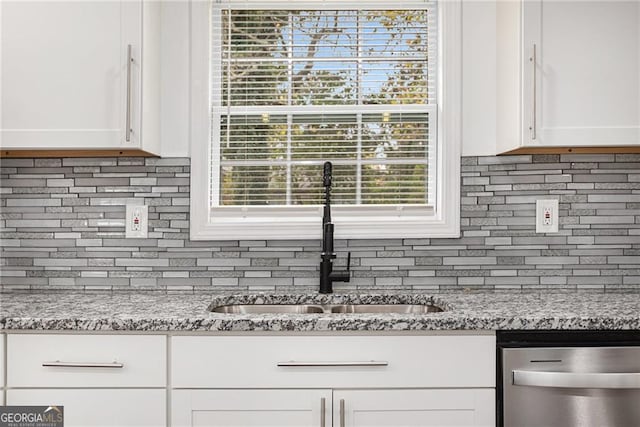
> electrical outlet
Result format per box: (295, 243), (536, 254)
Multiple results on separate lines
(126, 204), (148, 238)
(543, 206), (553, 225)
(536, 199), (559, 233)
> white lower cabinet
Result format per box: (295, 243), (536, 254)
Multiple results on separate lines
(335, 389), (495, 427)
(7, 389), (165, 427)
(171, 334), (496, 427)
(5, 332), (496, 427)
(172, 388), (494, 427)
(6, 334), (167, 427)
(172, 389), (331, 427)
(1, 334), (5, 404)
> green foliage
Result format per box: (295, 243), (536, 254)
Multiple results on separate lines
(218, 9), (431, 206)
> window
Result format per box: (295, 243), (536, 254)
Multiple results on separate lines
(190, 0), (461, 240)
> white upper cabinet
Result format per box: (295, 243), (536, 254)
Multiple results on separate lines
(497, 0), (640, 152)
(0, 1), (159, 153)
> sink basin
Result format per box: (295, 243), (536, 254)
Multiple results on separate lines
(211, 303), (443, 314)
(211, 304), (325, 314)
(329, 304), (443, 314)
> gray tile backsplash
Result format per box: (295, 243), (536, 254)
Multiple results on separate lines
(1, 154), (639, 291)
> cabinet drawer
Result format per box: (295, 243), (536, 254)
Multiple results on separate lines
(172, 334), (495, 388)
(7, 389), (165, 427)
(7, 334), (166, 387)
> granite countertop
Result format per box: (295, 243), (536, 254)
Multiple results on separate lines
(1, 289), (639, 332)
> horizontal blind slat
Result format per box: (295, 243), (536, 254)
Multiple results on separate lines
(213, 5), (437, 207)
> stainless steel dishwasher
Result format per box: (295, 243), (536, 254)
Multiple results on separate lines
(498, 331), (640, 427)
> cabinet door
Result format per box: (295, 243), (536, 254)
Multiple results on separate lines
(172, 389), (331, 427)
(7, 389), (165, 427)
(334, 389), (494, 427)
(0, 1), (141, 149)
(523, 0), (640, 147)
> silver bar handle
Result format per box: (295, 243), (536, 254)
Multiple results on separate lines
(513, 370), (640, 389)
(125, 44), (133, 142)
(529, 43), (537, 140)
(339, 398), (345, 427)
(277, 360), (388, 367)
(43, 361), (124, 369)
(320, 397), (326, 427)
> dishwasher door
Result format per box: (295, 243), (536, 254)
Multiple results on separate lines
(502, 346), (640, 427)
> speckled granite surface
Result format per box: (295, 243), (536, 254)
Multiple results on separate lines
(1, 290), (639, 331)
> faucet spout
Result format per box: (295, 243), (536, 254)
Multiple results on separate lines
(319, 161), (350, 294)
(322, 161), (332, 227)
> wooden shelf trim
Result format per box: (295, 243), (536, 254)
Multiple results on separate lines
(0, 149), (158, 158)
(500, 146), (640, 155)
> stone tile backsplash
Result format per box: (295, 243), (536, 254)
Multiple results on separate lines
(1, 154), (639, 291)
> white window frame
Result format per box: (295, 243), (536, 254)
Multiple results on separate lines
(190, 0), (461, 240)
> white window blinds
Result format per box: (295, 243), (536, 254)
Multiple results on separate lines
(210, 2), (438, 208)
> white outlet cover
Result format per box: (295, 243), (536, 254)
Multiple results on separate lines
(126, 204), (148, 238)
(536, 199), (559, 233)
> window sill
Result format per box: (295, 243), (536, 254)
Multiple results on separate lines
(190, 210), (460, 240)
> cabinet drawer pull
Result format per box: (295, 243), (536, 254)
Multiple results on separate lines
(320, 397), (326, 427)
(125, 44), (133, 142)
(277, 360), (388, 367)
(339, 398), (345, 427)
(42, 361), (124, 369)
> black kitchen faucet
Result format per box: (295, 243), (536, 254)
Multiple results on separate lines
(319, 161), (351, 294)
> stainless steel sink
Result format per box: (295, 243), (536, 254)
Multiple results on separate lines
(211, 304), (325, 314)
(211, 303), (444, 314)
(329, 304), (443, 314)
